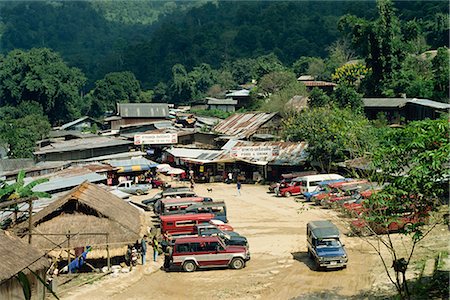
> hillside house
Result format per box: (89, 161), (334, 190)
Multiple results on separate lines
(105, 103), (170, 130)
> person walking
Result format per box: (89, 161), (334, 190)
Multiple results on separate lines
(140, 235), (148, 265)
(236, 181), (241, 196)
(152, 236), (159, 262)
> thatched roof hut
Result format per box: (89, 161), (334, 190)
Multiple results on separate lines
(15, 181), (144, 259)
(0, 230), (49, 299)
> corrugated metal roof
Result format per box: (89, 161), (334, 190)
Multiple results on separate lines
(165, 148), (223, 160)
(32, 172), (106, 193)
(206, 98), (238, 105)
(107, 158), (158, 168)
(226, 89), (250, 97)
(301, 81), (336, 87)
(118, 103), (169, 118)
(75, 151), (145, 162)
(213, 112), (278, 139)
(363, 98), (408, 108)
(408, 98), (450, 110)
(34, 137), (132, 155)
(59, 116), (90, 130)
(228, 141), (308, 166)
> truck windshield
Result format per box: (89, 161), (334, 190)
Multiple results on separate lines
(317, 239), (341, 247)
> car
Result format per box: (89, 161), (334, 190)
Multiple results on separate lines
(115, 180), (152, 195)
(196, 224), (248, 247)
(141, 190), (197, 205)
(350, 210), (429, 236)
(268, 178), (293, 193)
(307, 220), (348, 270)
(168, 236), (250, 272)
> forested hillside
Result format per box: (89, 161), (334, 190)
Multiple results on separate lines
(1, 1), (447, 89)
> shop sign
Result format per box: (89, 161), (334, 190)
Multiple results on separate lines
(231, 146), (280, 159)
(134, 133), (178, 145)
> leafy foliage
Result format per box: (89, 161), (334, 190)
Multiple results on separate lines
(0, 48), (86, 124)
(189, 109), (232, 120)
(0, 102), (51, 158)
(283, 107), (373, 172)
(308, 88), (332, 108)
(354, 118), (449, 299)
(331, 84), (364, 111)
(88, 71), (142, 117)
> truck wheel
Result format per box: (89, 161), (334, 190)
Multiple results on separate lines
(182, 261), (197, 272)
(230, 257), (245, 269)
(284, 192), (291, 197)
(136, 189), (144, 196)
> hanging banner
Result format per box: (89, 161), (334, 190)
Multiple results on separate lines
(134, 133), (178, 145)
(231, 146), (280, 160)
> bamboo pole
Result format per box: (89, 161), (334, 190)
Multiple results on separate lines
(67, 231), (71, 274)
(106, 233), (111, 271)
(28, 198), (33, 244)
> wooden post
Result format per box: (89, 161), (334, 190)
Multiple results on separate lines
(67, 231), (71, 274)
(28, 198), (33, 244)
(106, 233), (111, 271)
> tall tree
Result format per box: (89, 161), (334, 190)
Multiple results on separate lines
(353, 118), (449, 300)
(0, 48), (86, 124)
(283, 107), (373, 172)
(431, 47), (449, 102)
(89, 71), (141, 117)
(0, 102), (51, 158)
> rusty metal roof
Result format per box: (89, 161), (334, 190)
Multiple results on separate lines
(219, 140), (308, 166)
(302, 81), (336, 87)
(213, 112), (278, 139)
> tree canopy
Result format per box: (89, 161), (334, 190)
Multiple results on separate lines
(0, 48), (86, 124)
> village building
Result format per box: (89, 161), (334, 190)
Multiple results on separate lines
(285, 95), (309, 113)
(225, 89), (251, 109)
(363, 97), (450, 123)
(14, 182), (144, 269)
(0, 230), (49, 300)
(163, 140), (310, 183)
(206, 97), (237, 112)
(213, 112), (282, 142)
(55, 116), (103, 132)
(34, 136), (133, 162)
(105, 103), (170, 130)
(297, 77), (337, 94)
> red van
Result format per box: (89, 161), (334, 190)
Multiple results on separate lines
(160, 213), (215, 235)
(170, 236), (250, 272)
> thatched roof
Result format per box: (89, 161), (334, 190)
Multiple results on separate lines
(0, 230), (49, 283)
(15, 182), (144, 258)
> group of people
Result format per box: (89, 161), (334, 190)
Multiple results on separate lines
(129, 232), (173, 270)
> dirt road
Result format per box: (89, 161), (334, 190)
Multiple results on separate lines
(61, 183), (448, 300)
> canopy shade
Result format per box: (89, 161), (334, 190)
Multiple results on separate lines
(167, 168), (186, 175)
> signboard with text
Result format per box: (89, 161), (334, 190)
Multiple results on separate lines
(230, 146), (280, 160)
(134, 133), (178, 145)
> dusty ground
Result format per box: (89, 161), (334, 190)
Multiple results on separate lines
(61, 182), (449, 300)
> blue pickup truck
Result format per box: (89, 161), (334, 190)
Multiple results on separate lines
(306, 220), (348, 270)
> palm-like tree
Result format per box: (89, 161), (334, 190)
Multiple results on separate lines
(0, 170), (50, 229)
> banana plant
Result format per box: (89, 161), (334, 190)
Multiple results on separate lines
(0, 170), (51, 202)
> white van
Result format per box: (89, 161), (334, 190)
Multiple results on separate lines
(295, 174), (344, 194)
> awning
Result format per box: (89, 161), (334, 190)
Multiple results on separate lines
(108, 158), (159, 173)
(117, 165), (155, 173)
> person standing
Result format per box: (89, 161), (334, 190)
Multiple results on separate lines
(140, 235), (148, 265)
(163, 243), (173, 271)
(227, 172), (233, 184)
(152, 236), (159, 262)
(237, 181), (241, 196)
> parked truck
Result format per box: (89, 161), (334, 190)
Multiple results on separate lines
(306, 220), (348, 270)
(116, 180), (152, 195)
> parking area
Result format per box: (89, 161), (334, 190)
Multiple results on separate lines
(62, 183), (449, 300)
